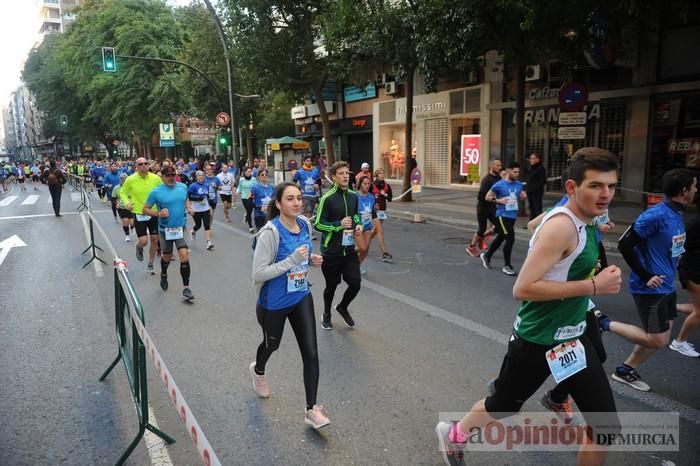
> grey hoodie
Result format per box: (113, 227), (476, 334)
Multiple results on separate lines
(252, 216), (314, 300)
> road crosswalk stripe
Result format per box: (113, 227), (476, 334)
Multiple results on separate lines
(71, 192), (81, 202)
(0, 196), (18, 206)
(21, 195), (39, 205)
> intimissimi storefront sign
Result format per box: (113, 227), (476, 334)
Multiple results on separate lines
(512, 103), (601, 125)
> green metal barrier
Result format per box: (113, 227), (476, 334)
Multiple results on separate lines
(100, 263), (175, 465)
(78, 185), (106, 269)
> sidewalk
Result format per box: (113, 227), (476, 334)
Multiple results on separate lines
(384, 183), (654, 246)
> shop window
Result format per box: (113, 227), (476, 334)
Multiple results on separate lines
(465, 90), (481, 113)
(450, 118), (481, 184)
(378, 124), (414, 180)
(450, 91), (464, 114)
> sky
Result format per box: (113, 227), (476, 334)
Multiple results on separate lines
(0, 0), (193, 109)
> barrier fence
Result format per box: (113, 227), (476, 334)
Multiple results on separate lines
(76, 185), (221, 466)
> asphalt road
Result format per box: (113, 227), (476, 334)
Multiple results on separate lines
(1, 183), (698, 466)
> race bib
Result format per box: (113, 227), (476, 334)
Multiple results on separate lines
(208, 187), (216, 200)
(304, 178), (316, 194)
(595, 210), (610, 225)
(546, 339), (587, 384)
(342, 229), (355, 246)
(197, 198), (208, 208)
(671, 233), (686, 258)
(164, 226), (183, 240)
(287, 262), (309, 293)
(361, 212), (372, 226)
(505, 195), (518, 211)
(377, 210), (387, 220)
(261, 196), (271, 212)
(136, 214), (151, 222)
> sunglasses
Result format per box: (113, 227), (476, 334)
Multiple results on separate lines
(136, 162), (148, 166)
(163, 173), (176, 177)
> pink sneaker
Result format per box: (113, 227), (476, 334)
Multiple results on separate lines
(305, 405), (331, 429)
(249, 362), (270, 398)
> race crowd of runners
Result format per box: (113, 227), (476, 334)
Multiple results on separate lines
(7, 146), (698, 464)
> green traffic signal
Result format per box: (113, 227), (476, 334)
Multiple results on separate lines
(102, 47), (116, 72)
(219, 136), (227, 144)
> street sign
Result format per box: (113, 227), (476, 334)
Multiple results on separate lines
(558, 82), (588, 112)
(159, 123), (175, 148)
(557, 126), (586, 140)
(216, 112), (231, 126)
(558, 112), (587, 126)
(460, 134), (481, 176)
(287, 159), (298, 170)
(410, 167), (422, 185)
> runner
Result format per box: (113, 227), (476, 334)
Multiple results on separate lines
(370, 168), (393, 262)
(112, 173), (134, 242)
(480, 162), (526, 276)
(466, 159), (501, 257)
(104, 163), (121, 220)
(0, 165), (6, 192)
(216, 162), (236, 223)
(436, 147), (622, 466)
(314, 161), (362, 330)
(187, 170), (215, 250)
(237, 167), (257, 233)
(355, 176), (376, 275)
(92, 161), (107, 201)
(250, 182), (329, 429)
(204, 163), (222, 227)
(354, 162), (372, 184)
(45, 161), (66, 217)
(250, 169), (275, 232)
(30, 163), (41, 191)
(82, 161), (93, 192)
(119, 157), (162, 272)
(142, 165), (194, 302)
(612, 169), (697, 390)
(16, 165), (26, 191)
(292, 155), (321, 238)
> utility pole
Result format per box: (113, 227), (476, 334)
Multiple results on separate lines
(202, 0), (238, 161)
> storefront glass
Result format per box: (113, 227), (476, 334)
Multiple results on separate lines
(450, 118), (481, 184)
(378, 124), (415, 180)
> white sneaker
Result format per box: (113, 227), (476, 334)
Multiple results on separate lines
(124, 236), (131, 243)
(669, 339), (700, 357)
(305, 405), (331, 429)
(249, 362), (270, 398)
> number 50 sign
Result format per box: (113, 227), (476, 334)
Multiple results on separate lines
(460, 134), (481, 176)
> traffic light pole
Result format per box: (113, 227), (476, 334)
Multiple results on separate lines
(202, 0), (238, 162)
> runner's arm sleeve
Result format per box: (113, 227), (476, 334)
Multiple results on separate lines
(119, 178), (131, 206)
(252, 229), (306, 284)
(314, 196), (343, 232)
(617, 226), (654, 283)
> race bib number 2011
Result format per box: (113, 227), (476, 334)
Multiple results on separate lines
(546, 339), (587, 384)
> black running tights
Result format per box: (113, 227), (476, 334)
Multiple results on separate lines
(485, 217), (515, 267)
(255, 294), (319, 408)
(242, 198), (254, 228)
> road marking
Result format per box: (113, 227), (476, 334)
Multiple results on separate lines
(0, 234), (27, 268)
(80, 212), (103, 278)
(21, 195), (39, 205)
(0, 210), (111, 221)
(144, 403), (173, 466)
(362, 278), (700, 425)
(0, 195), (17, 206)
(71, 192), (81, 202)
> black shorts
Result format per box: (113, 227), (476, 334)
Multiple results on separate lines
(134, 216), (158, 237)
(31, 175), (39, 182)
(117, 208), (133, 220)
(633, 292), (677, 333)
(208, 199), (217, 209)
(18, 177), (25, 183)
(84, 176), (92, 183)
(157, 231), (188, 255)
(485, 333), (619, 442)
(220, 193), (232, 203)
(679, 256), (700, 289)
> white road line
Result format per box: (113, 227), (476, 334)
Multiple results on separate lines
(21, 195), (39, 205)
(79, 212), (103, 278)
(0, 210), (112, 221)
(362, 278), (700, 425)
(143, 403), (174, 466)
(0, 195), (18, 206)
(71, 192), (81, 202)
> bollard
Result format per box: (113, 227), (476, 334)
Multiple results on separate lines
(410, 184), (426, 223)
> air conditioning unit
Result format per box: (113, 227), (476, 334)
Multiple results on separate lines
(525, 64), (542, 81)
(385, 81), (397, 95)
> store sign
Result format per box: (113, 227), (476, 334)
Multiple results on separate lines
(398, 101), (448, 119)
(558, 112), (587, 125)
(291, 106), (307, 119)
(512, 104), (600, 125)
(529, 86), (561, 100)
(188, 127), (217, 144)
(460, 134), (481, 176)
(352, 119), (367, 128)
(668, 138), (700, 168)
(557, 126), (586, 140)
(344, 83), (377, 103)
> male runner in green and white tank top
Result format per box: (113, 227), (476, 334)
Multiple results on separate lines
(436, 147), (622, 466)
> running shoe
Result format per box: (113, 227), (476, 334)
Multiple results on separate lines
(147, 263), (154, 275)
(249, 362), (270, 398)
(502, 265), (516, 276)
(160, 273), (168, 291)
(182, 287), (195, 302)
(611, 366), (650, 391)
(487, 378), (496, 396)
(191, 229), (196, 240)
(669, 339), (700, 357)
(381, 252), (393, 262)
(125, 236), (131, 243)
(206, 241), (214, 251)
(249, 227), (256, 233)
(435, 422), (466, 466)
(540, 390), (575, 424)
(335, 305), (355, 327)
(225, 217), (231, 223)
(305, 405), (331, 430)
(360, 267), (367, 275)
(321, 313), (333, 330)
(465, 246), (479, 257)
(479, 252), (490, 269)
(312, 234), (318, 241)
(135, 246), (144, 262)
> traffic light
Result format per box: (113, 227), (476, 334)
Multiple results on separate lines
(102, 47), (116, 72)
(60, 115), (68, 127)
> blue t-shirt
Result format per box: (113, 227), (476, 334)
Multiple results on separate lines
(251, 183), (275, 218)
(629, 200), (685, 295)
(188, 162), (197, 172)
(145, 183), (188, 231)
(91, 167), (107, 185)
(204, 175), (221, 203)
(258, 217), (312, 310)
(103, 171), (121, 191)
(292, 167), (321, 198)
(357, 192), (376, 231)
(491, 179), (523, 219)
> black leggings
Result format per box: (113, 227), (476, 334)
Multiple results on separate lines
(485, 216), (515, 267)
(255, 294), (319, 408)
(476, 208), (497, 238)
(192, 211), (211, 231)
(110, 197), (118, 217)
(549, 310), (607, 403)
(242, 198), (254, 228)
(321, 253), (361, 315)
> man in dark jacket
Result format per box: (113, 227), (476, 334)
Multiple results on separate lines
(466, 159), (502, 257)
(314, 161), (362, 330)
(45, 160), (66, 217)
(524, 152), (547, 220)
